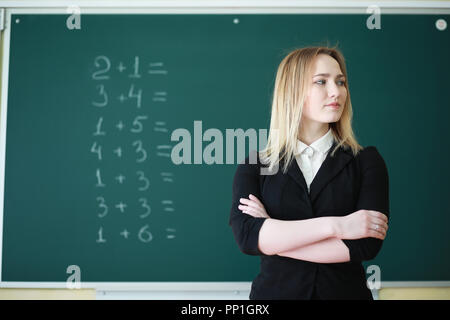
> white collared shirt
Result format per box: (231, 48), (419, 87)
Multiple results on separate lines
(295, 128), (335, 193)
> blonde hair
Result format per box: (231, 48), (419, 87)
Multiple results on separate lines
(260, 46), (363, 174)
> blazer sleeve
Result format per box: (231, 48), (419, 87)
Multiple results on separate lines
(229, 154), (268, 256)
(342, 146), (390, 262)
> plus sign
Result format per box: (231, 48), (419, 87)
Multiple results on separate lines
(116, 121), (125, 131)
(117, 62), (126, 72)
(120, 229), (130, 239)
(115, 174), (125, 184)
(118, 94), (127, 102)
(114, 147), (122, 158)
(115, 202), (127, 213)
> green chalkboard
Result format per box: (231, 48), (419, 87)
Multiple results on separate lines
(1, 13), (449, 283)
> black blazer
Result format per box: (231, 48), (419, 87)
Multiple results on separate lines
(229, 141), (390, 300)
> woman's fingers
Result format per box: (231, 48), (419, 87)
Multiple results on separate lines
(249, 194), (264, 208)
(368, 220), (388, 239)
(238, 204), (264, 217)
(238, 195), (269, 218)
(240, 194), (264, 209)
(370, 216), (388, 232)
(368, 212), (388, 237)
(369, 229), (386, 240)
(364, 210), (389, 239)
(371, 225), (387, 237)
(240, 198), (261, 209)
(368, 210), (389, 223)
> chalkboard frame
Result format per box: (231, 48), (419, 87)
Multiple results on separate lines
(1, 4), (450, 294)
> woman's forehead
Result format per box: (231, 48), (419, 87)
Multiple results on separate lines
(311, 54), (343, 76)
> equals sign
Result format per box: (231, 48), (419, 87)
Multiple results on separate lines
(166, 228), (176, 239)
(162, 200), (174, 212)
(154, 121), (168, 133)
(156, 145), (171, 157)
(148, 62), (168, 75)
(161, 172), (174, 183)
(152, 91), (167, 102)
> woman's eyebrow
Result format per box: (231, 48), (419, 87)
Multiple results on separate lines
(313, 73), (345, 78)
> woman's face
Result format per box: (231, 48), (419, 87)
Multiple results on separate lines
(302, 54), (347, 126)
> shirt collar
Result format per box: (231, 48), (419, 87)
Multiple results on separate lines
(296, 128), (335, 156)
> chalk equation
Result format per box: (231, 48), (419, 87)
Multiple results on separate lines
(90, 55), (176, 244)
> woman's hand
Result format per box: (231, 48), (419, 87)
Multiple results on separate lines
(334, 209), (389, 240)
(238, 194), (270, 218)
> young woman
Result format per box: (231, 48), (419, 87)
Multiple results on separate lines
(229, 46), (390, 300)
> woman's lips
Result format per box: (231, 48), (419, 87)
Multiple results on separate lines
(325, 104), (340, 109)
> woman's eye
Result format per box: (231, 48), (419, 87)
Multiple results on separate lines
(315, 80), (346, 86)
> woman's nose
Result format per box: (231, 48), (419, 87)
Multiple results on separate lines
(327, 83), (341, 98)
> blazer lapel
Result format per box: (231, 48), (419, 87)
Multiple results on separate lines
(286, 140), (354, 204)
(286, 154), (309, 193)
(309, 141), (354, 203)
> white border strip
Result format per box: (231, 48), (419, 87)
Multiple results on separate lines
(0, 1), (449, 9)
(0, 282), (252, 290)
(2, 281), (450, 300)
(381, 281), (450, 287)
(5, 7), (450, 15)
(0, 6), (11, 285)
(1, 281), (450, 290)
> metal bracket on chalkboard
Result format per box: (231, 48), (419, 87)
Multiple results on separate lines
(0, 9), (4, 31)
